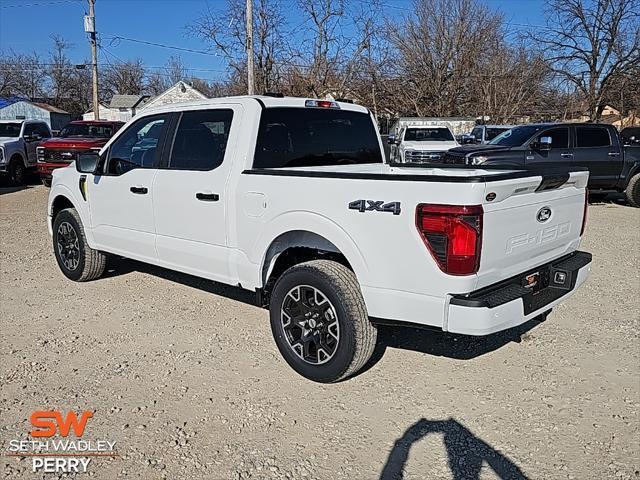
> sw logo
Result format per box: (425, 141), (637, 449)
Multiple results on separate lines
(30, 410), (93, 437)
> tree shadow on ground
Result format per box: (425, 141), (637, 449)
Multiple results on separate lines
(0, 173), (41, 195)
(380, 418), (529, 480)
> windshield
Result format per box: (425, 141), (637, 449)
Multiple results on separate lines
(253, 107), (382, 168)
(489, 125), (543, 146)
(59, 123), (113, 138)
(404, 127), (453, 142)
(0, 123), (21, 138)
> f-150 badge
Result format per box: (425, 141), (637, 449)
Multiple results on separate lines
(349, 200), (401, 215)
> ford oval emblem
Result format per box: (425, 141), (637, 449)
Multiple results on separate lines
(536, 206), (552, 223)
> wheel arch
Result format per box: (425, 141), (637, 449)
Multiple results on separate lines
(258, 227), (368, 302)
(9, 151), (25, 166)
(51, 194), (76, 220)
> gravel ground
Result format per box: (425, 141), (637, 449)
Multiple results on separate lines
(1, 183), (639, 480)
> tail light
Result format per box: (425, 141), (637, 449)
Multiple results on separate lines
(580, 191), (588, 236)
(416, 204), (483, 275)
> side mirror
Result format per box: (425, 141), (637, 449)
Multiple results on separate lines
(537, 136), (552, 151)
(387, 134), (396, 145)
(76, 152), (99, 174)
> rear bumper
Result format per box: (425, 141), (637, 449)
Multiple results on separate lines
(446, 251), (592, 335)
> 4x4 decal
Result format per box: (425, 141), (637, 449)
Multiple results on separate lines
(348, 199), (401, 215)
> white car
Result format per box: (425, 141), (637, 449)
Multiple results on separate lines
(0, 119), (51, 184)
(47, 96), (592, 382)
(389, 125), (459, 163)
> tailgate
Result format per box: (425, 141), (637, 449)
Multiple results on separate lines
(476, 171), (588, 289)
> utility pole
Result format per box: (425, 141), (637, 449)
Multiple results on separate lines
(85, 0), (100, 119)
(246, 0), (254, 95)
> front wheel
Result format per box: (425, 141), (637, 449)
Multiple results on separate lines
(8, 158), (25, 185)
(269, 260), (377, 383)
(52, 208), (106, 281)
(625, 173), (640, 208)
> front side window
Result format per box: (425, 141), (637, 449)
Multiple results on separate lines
(0, 123), (21, 137)
(253, 107), (382, 168)
(35, 123), (51, 138)
(471, 127), (483, 139)
(537, 127), (569, 149)
(23, 123), (36, 136)
(404, 128), (454, 142)
(576, 127), (611, 148)
(107, 114), (168, 174)
(169, 109), (233, 171)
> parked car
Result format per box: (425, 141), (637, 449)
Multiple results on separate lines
(460, 124), (515, 145)
(388, 125), (458, 162)
(48, 96), (591, 382)
(442, 123), (640, 207)
(37, 120), (124, 186)
(0, 120), (51, 185)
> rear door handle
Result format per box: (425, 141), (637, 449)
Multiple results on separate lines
(608, 152), (620, 157)
(196, 192), (220, 202)
(560, 152), (573, 158)
(130, 186), (148, 194)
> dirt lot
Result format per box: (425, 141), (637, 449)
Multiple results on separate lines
(1, 183), (639, 480)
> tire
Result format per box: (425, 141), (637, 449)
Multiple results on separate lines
(625, 173), (640, 208)
(52, 208), (106, 282)
(269, 260), (377, 383)
(8, 157), (25, 185)
(41, 177), (52, 187)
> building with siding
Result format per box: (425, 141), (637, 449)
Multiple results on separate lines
(0, 97), (71, 131)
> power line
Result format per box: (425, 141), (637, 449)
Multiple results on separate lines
(101, 34), (219, 57)
(0, 0), (81, 8)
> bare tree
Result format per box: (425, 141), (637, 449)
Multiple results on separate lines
(191, 0), (287, 94)
(103, 59), (146, 96)
(531, 0), (640, 121)
(0, 51), (47, 98)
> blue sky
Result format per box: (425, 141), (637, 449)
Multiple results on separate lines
(0, 0), (544, 82)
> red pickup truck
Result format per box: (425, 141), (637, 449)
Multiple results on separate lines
(37, 120), (124, 186)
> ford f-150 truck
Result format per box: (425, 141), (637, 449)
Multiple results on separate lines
(47, 96), (592, 382)
(37, 120), (124, 186)
(0, 119), (51, 184)
(388, 125), (458, 162)
(442, 123), (640, 207)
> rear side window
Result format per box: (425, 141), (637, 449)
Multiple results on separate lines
(169, 109), (233, 171)
(576, 127), (610, 148)
(538, 127), (569, 148)
(253, 107), (382, 168)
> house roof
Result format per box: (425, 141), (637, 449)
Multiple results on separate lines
(0, 96), (28, 109)
(31, 102), (69, 114)
(140, 81), (207, 111)
(109, 94), (149, 109)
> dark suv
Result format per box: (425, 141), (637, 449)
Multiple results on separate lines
(442, 123), (640, 207)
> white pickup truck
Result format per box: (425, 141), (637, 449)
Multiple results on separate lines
(388, 125), (459, 163)
(47, 96), (592, 382)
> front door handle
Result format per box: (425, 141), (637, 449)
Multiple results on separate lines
(196, 192), (220, 202)
(560, 152), (573, 158)
(608, 152), (620, 157)
(130, 186), (148, 194)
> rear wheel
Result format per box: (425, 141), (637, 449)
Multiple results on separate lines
(53, 208), (106, 281)
(8, 157), (25, 185)
(625, 173), (640, 208)
(269, 260), (377, 383)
